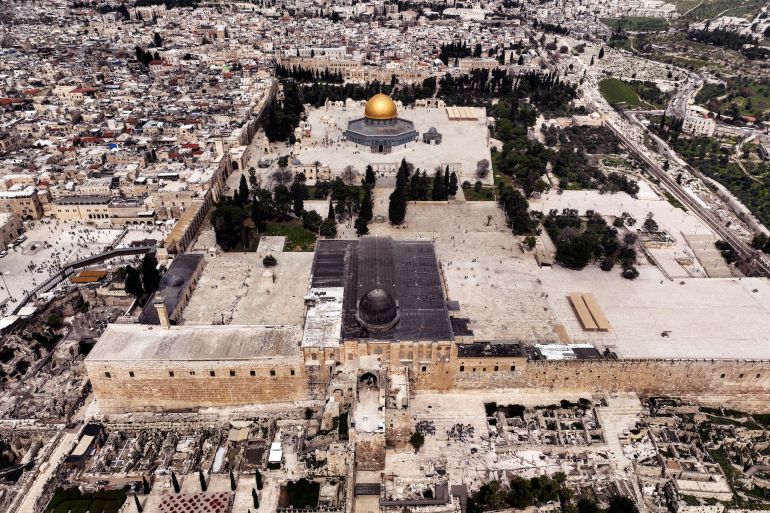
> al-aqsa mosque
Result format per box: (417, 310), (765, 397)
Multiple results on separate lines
(343, 93), (418, 153)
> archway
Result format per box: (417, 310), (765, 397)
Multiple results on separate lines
(359, 372), (378, 389)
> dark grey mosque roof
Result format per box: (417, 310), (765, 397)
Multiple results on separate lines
(311, 237), (454, 341)
(139, 252), (204, 325)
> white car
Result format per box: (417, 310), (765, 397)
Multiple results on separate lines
(0, 250), (7, 258)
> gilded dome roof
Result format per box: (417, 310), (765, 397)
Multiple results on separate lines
(364, 93), (397, 120)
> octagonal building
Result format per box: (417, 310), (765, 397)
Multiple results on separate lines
(344, 93), (418, 154)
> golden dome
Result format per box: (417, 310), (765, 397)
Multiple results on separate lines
(364, 93), (397, 120)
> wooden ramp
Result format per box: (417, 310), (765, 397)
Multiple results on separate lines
(568, 293), (610, 331)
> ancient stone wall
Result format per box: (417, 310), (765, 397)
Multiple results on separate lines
(415, 356), (770, 412)
(87, 356), (309, 413)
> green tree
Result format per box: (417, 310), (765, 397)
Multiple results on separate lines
(141, 251), (161, 294)
(409, 432), (425, 452)
(320, 218), (337, 238)
(273, 185), (293, 218)
(171, 471), (180, 493)
(327, 200), (335, 220)
(448, 172), (459, 196)
(432, 169), (447, 200)
(608, 495), (638, 513)
(302, 210), (323, 233)
(263, 255), (277, 267)
(252, 488), (260, 508)
(388, 187), (407, 225)
(255, 470), (263, 490)
(577, 497), (599, 513)
(142, 475), (150, 494)
(199, 470), (207, 492)
(598, 47), (605, 59)
(212, 204), (246, 250)
(134, 495), (144, 513)
(237, 174), (249, 207)
(124, 265), (143, 297)
(230, 469), (237, 491)
(290, 174), (307, 217)
(364, 164), (376, 187)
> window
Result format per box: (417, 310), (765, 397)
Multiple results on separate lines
(510, 365), (515, 371)
(720, 373), (725, 378)
(230, 370), (236, 377)
(460, 366), (465, 372)
(494, 366), (499, 372)
(105, 372), (111, 378)
(250, 370), (256, 377)
(290, 369), (295, 376)
(210, 370), (216, 377)
(739, 373), (744, 379)
(757, 374), (761, 379)
(270, 370), (276, 377)
(129, 371), (135, 378)
(421, 366), (427, 372)
(169, 371), (175, 378)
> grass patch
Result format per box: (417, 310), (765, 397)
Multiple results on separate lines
(462, 186), (495, 201)
(663, 190), (688, 211)
(600, 78), (641, 107)
(46, 488), (126, 513)
(264, 222), (317, 252)
(601, 17), (669, 32)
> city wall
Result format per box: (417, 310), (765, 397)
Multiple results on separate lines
(87, 357), (310, 414)
(435, 357), (770, 412)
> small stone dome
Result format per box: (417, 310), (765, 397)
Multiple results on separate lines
(427, 127), (438, 133)
(356, 288), (399, 331)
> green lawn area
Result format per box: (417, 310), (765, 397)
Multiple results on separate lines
(46, 488), (127, 513)
(663, 190), (688, 211)
(462, 186), (495, 201)
(599, 78), (642, 107)
(264, 222), (317, 251)
(678, 0), (767, 24)
(601, 17), (669, 32)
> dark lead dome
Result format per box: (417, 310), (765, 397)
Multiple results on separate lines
(356, 288), (399, 331)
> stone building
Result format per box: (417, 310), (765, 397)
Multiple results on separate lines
(343, 94), (418, 154)
(86, 236), (770, 413)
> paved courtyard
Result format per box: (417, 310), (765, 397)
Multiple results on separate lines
(282, 105), (494, 185)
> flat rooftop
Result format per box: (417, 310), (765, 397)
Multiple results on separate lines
(87, 324), (301, 362)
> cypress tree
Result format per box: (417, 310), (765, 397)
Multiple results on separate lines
(431, 170), (446, 201)
(364, 165), (376, 187)
(142, 475), (150, 494)
(230, 469), (237, 491)
(124, 265), (143, 297)
(134, 495), (144, 513)
(199, 470), (207, 492)
(238, 175), (249, 207)
(252, 488), (260, 508)
(388, 187), (407, 225)
(141, 251), (160, 294)
(327, 200), (335, 220)
(448, 172), (459, 196)
(171, 471), (180, 493)
(256, 469), (263, 490)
